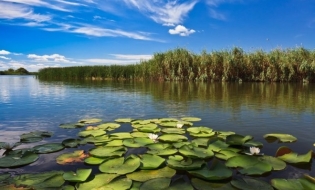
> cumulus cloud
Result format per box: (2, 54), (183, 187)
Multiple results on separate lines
(27, 54), (71, 63)
(110, 54), (152, 60)
(169, 25), (195, 36)
(0, 50), (11, 55)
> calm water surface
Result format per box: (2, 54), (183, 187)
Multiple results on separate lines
(0, 75), (314, 178)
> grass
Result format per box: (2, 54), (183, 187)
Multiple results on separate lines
(37, 47), (315, 82)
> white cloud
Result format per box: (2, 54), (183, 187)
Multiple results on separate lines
(110, 54), (152, 60)
(169, 25), (195, 36)
(0, 56), (11, 60)
(0, 50), (11, 55)
(122, 0), (197, 25)
(209, 9), (226, 20)
(0, 2), (51, 22)
(27, 54), (71, 63)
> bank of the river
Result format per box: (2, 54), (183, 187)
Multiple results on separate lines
(38, 47), (315, 82)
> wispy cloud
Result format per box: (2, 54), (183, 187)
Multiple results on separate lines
(27, 54), (72, 63)
(206, 0), (242, 7)
(0, 56), (11, 60)
(209, 9), (226, 20)
(122, 0), (198, 25)
(169, 25), (196, 36)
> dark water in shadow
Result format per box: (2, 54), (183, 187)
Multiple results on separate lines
(0, 76), (314, 180)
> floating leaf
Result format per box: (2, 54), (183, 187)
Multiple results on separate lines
(89, 146), (126, 158)
(140, 178), (171, 190)
(62, 138), (81, 148)
(159, 134), (188, 142)
(215, 150), (239, 160)
(110, 132), (133, 139)
(188, 160), (232, 180)
(78, 129), (106, 137)
(161, 128), (185, 134)
(263, 133), (297, 143)
(231, 178), (273, 190)
(84, 156), (107, 165)
(187, 127), (215, 138)
(276, 148), (312, 164)
(127, 166), (176, 182)
(59, 123), (85, 129)
(179, 145), (214, 159)
(181, 117), (201, 122)
(80, 135), (109, 144)
(32, 143), (64, 154)
(79, 118), (102, 124)
(147, 148), (178, 156)
(106, 139), (123, 147)
(20, 131), (52, 143)
(115, 118), (133, 123)
(131, 132), (152, 138)
(258, 155), (286, 170)
(191, 138), (209, 147)
(99, 156), (140, 174)
(99, 178), (132, 190)
(123, 138), (154, 148)
(191, 178), (234, 190)
(167, 157), (204, 170)
(56, 150), (87, 165)
(167, 177), (194, 190)
(63, 169), (92, 182)
(271, 178), (304, 190)
(97, 123), (121, 131)
(225, 134), (252, 146)
(76, 173), (118, 190)
(226, 155), (272, 175)
(140, 154), (165, 169)
(0, 151), (38, 168)
(243, 140), (264, 147)
(208, 139), (229, 152)
(159, 122), (178, 128)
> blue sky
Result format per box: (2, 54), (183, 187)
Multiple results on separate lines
(0, 0), (314, 72)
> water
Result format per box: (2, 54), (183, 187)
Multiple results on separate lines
(0, 75), (314, 177)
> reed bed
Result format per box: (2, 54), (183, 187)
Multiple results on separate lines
(37, 47), (315, 82)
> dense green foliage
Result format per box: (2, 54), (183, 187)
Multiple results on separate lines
(38, 47), (315, 82)
(0, 67), (35, 75)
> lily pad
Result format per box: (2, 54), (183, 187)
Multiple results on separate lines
(191, 178), (235, 190)
(20, 131), (53, 143)
(84, 156), (107, 165)
(140, 154), (165, 169)
(63, 169), (92, 182)
(99, 156), (141, 174)
(131, 132), (152, 138)
(147, 148), (178, 156)
(127, 166), (176, 182)
(159, 122), (178, 128)
(276, 147), (312, 164)
(271, 178), (304, 190)
(80, 135), (109, 144)
(225, 134), (253, 146)
(110, 132), (133, 139)
(263, 133), (297, 143)
(208, 139), (230, 152)
(159, 134), (188, 142)
(62, 138), (81, 148)
(136, 125), (161, 133)
(181, 117), (201, 122)
(188, 160), (232, 180)
(79, 118), (102, 124)
(179, 145), (214, 159)
(59, 123), (85, 129)
(97, 123), (121, 131)
(115, 118), (133, 123)
(225, 155), (272, 175)
(187, 127), (216, 137)
(0, 151), (39, 168)
(89, 146), (126, 158)
(161, 128), (186, 135)
(56, 150), (87, 165)
(167, 177), (194, 190)
(215, 150), (240, 160)
(105, 139), (124, 147)
(231, 178), (273, 190)
(76, 173), (119, 190)
(78, 129), (106, 137)
(99, 178), (132, 190)
(191, 138), (209, 147)
(259, 155), (286, 170)
(32, 143), (64, 154)
(140, 177), (171, 190)
(167, 156), (204, 170)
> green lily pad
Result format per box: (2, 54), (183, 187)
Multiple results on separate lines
(123, 137), (155, 148)
(131, 132), (152, 138)
(179, 145), (214, 159)
(32, 143), (64, 154)
(56, 150), (87, 165)
(80, 135), (109, 144)
(271, 178), (304, 190)
(231, 178), (273, 190)
(99, 178), (132, 190)
(110, 132), (133, 139)
(258, 155), (286, 170)
(84, 156), (107, 165)
(105, 139), (123, 147)
(191, 138), (209, 147)
(147, 148), (178, 156)
(59, 123), (85, 129)
(140, 177), (171, 190)
(167, 177), (194, 190)
(225, 134), (253, 146)
(217, 131), (236, 140)
(243, 140), (264, 147)
(215, 150), (240, 160)
(99, 156), (140, 174)
(147, 143), (172, 150)
(20, 131), (53, 143)
(161, 128), (186, 134)
(188, 160), (232, 180)
(97, 123), (121, 131)
(78, 129), (106, 137)
(167, 156), (204, 170)
(299, 175), (315, 189)
(115, 118), (133, 123)
(263, 133), (297, 143)
(76, 173), (119, 190)
(191, 178), (235, 190)
(159, 134), (188, 142)
(63, 169), (92, 182)
(132, 119), (152, 125)
(62, 138), (81, 148)
(0, 151), (39, 168)
(127, 166), (176, 182)
(140, 154), (165, 169)
(208, 139), (229, 152)
(181, 117), (201, 122)
(225, 155), (272, 175)
(276, 147), (312, 164)
(136, 125), (161, 133)
(79, 118), (102, 124)
(159, 122), (178, 128)
(89, 146), (126, 158)
(172, 141), (191, 148)
(187, 127), (216, 137)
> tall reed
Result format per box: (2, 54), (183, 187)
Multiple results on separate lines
(38, 47), (315, 82)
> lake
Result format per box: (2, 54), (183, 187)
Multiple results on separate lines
(0, 75), (315, 179)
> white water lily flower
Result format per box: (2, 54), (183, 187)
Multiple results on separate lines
(148, 133), (159, 142)
(249, 147), (260, 155)
(176, 123), (184, 128)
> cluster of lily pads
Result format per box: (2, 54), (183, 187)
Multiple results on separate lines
(0, 117), (314, 189)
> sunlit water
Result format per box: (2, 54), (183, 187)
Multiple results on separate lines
(0, 76), (314, 179)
